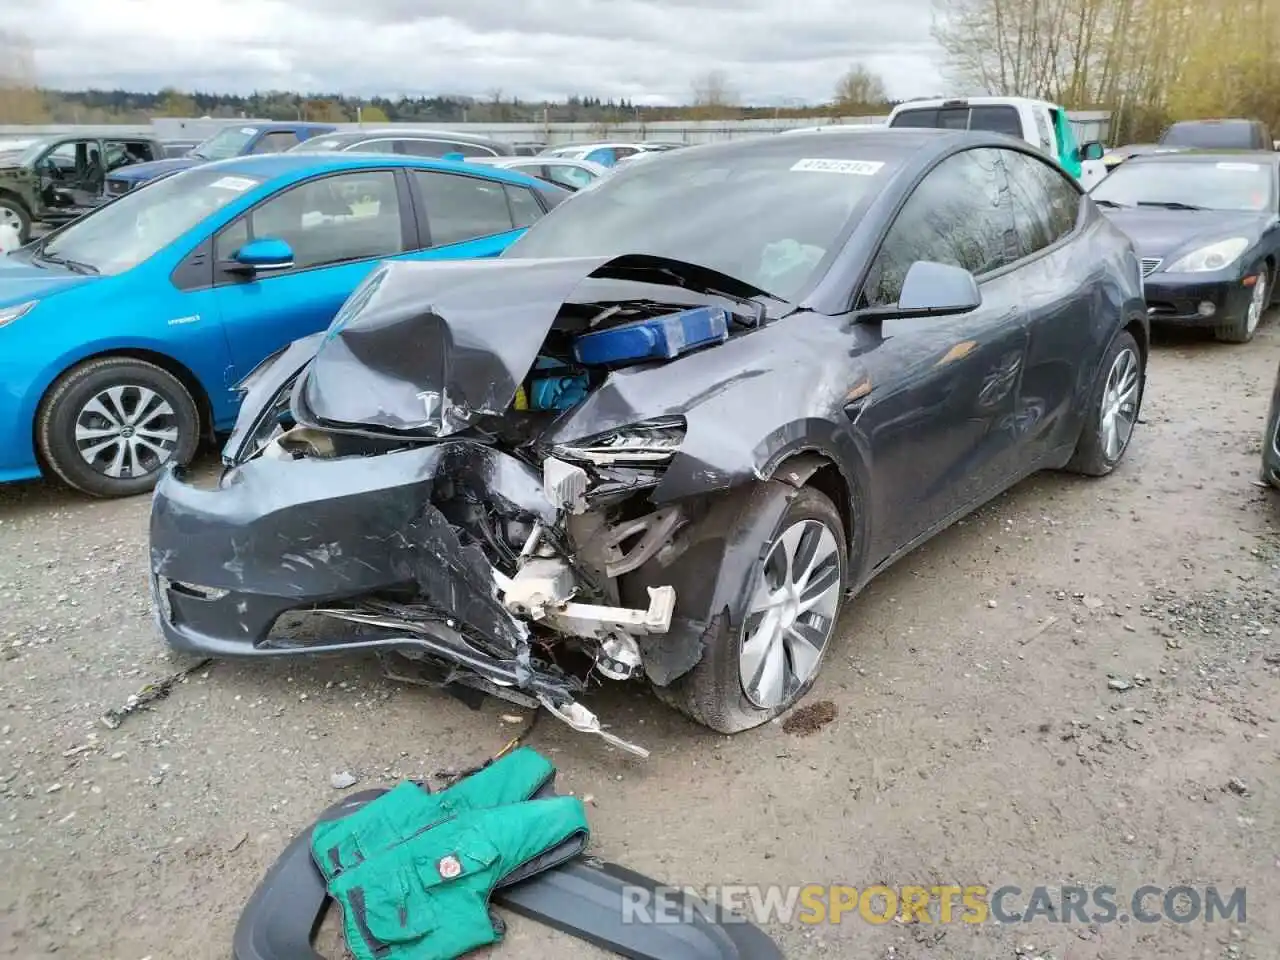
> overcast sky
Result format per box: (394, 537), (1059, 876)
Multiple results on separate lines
(5, 0), (947, 104)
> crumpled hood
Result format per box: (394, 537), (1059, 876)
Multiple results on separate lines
(299, 253), (774, 437)
(109, 157), (199, 182)
(1099, 207), (1272, 261)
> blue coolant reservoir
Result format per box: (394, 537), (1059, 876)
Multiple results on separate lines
(573, 306), (730, 366)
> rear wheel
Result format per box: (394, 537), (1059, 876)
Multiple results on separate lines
(37, 357), (201, 498)
(658, 485), (848, 733)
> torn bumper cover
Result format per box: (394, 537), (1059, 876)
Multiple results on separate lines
(150, 441), (553, 665)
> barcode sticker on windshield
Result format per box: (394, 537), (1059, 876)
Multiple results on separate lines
(791, 158), (885, 175)
(210, 176), (257, 192)
(1217, 162), (1261, 171)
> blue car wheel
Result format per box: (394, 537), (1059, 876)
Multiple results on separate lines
(37, 356), (201, 498)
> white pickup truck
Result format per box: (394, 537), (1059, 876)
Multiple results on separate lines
(885, 97), (1109, 190)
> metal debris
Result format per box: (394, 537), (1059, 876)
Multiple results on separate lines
(330, 771), (359, 790)
(99, 658), (213, 730)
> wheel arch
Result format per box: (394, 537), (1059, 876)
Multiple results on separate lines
(0, 187), (32, 216)
(765, 450), (860, 568)
(32, 348), (216, 469)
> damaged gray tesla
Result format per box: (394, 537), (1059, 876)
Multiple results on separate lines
(149, 130), (1149, 752)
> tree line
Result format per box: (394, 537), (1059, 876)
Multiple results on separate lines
(0, 31), (895, 126)
(934, 0), (1280, 143)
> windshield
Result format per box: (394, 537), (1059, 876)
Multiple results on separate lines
(39, 168), (262, 275)
(191, 127), (258, 160)
(505, 146), (890, 300)
(1090, 160), (1275, 211)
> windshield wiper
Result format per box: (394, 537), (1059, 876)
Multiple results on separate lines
(34, 248), (99, 275)
(1092, 198), (1129, 208)
(1137, 200), (1204, 211)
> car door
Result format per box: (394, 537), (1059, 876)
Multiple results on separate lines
(543, 162), (595, 191)
(855, 147), (1033, 560)
(210, 167), (417, 379)
(1001, 147), (1096, 461)
(407, 168), (540, 258)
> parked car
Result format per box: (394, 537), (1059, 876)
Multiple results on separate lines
(103, 123), (337, 199)
(1089, 150), (1279, 342)
(1159, 119), (1273, 151)
(780, 124), (885, 135)
(0, 153), (570, 497)
(538, 142), (670, 167)
(148, 129), (1148, 749)
(465, 155), (610, 191)
(0, 133), (167, 243)
(1101, 143), (1186, 170)
(886, 97), (1108, 189)
(289, 128), (514, 159)
(1261, 360), (1280, 488)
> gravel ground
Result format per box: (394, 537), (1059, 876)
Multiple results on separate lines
(3, 321), (1279, 960)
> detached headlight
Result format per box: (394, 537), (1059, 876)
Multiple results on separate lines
(554, 416), (686, 466)
(1165, 237), (1250, 273)
(222, 375), (297, 468)
(0, 300), (37, 329)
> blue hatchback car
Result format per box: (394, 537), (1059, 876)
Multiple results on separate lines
(0, 153), (570, 497)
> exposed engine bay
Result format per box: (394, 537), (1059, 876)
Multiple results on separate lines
(150, 254), (794, 757)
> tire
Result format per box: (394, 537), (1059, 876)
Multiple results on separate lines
(37, 357), (201, 498)
(1065, 330), (1143, 477)
(0, 194), (32, 246)
(1214, 263), (1269, 343)
(658, 485), (848, 734)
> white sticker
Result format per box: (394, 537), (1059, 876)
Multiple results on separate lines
(241, 127), (257, 135)
(790, 158), (885, 175)
(1217, 162), (1261, 171)
(210, 176), (257, 192)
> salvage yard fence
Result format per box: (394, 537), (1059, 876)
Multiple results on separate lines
(0, 111), (1113, 147)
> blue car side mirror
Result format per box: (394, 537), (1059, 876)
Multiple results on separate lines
(228, 237), (294, 275)
(856, 260), (982, 322)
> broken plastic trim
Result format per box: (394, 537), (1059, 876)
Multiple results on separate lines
(553, 416), (687, 466)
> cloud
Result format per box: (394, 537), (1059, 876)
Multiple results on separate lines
(6, 0), (946, 103)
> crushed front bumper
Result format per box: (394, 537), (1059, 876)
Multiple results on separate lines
(149, 442), (556, 659)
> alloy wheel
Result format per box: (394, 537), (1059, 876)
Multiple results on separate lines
(1099, 347), (1140, 463)
(0, 206), (23, 232)
(1247, 274), (1268, 336)
(739, 518), (842, 709)
(74, 384), (181, 479)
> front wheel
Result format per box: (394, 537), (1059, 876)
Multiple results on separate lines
(1215, 264), (1269, 343)
(658, 485), (848, 733)
(37, 357), (201, 498)
(0, 195), (31, 246)
(1065, 330), (1143, 477)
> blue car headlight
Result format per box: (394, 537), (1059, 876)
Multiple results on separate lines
(0, 300), (37, 329)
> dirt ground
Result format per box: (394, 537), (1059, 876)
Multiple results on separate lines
(2, 320), (1278, 960)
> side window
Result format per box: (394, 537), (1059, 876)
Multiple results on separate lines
(862, 148), (1016, 307)
(1032, 109), (1055, 153)
(547, 164), (593, 190)
(889, 108), (938, 128)
(252, 132), (301, 154)
(350, 139), (397, 154)
(612, 146), (640, 159)
(1004, 150), (1080, 249)
(413, 171), (515, 246)
(586, 147), (617, 166)
(214, 170), (403, 273)
(505, 185), (544, 228)
(397, 139), (456, 158)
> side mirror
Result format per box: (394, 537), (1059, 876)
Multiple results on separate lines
(226, 237), (294, 275)
(1079, 141), (1105, 162)
(857, 261), (982, 322)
